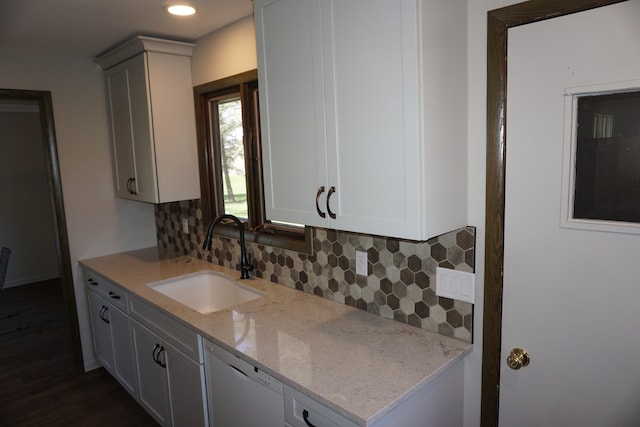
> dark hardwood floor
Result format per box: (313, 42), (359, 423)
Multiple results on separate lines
(0, 279), (159, 426)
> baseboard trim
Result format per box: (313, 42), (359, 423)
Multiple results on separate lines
(83, 357), (102, 373)
(4, 273), (61, 288)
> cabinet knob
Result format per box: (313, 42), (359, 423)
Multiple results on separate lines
(315, 186), (326, 218)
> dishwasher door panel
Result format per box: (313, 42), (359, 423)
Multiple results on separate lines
(205, 342), (285, 427)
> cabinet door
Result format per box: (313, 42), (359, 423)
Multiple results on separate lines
(126, 53), (160, 203)
(255, 0), (329, 227)
(165, 344), (207, 427)
(132, 319), (207, 427)
(145, 51), (200, 203)
(132, 320), (171, 426)
(109, 305), (137, 396)
(105, 55), (158, 202)
(88, 291), (115, 372)
(106, 64), (137, 200)
(327, 0), (422, 239)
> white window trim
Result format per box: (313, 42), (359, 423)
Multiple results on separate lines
(560, 80), (640, 235)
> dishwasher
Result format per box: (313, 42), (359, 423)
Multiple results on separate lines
(204, 339), (285, 426)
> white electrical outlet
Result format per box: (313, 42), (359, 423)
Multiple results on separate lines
(435, 267), (475, 304)
(355, 251), (368, 276)
(181, 217), (189, 234)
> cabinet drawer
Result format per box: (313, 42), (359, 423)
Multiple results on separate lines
(284, 384), (358, 427)
(85, 269), (128, 312)
(129, 296), (202, 363)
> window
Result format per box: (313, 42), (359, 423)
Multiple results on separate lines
(573, 90), (640, 223)
(561, 84), (640, 235)
(194, 70), (311, 252)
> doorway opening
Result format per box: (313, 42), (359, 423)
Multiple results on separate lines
(0, 88), (83, 370)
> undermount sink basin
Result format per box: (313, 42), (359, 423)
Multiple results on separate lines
(149, 270), (264, 314)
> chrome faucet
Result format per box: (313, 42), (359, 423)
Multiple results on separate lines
(202, 214), (254, 279)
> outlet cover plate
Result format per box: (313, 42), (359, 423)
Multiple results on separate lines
(355, 250), (367, 276)
(436, 267), (475, 304)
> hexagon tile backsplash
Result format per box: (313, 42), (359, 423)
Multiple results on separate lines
(155, 200), (475, 342)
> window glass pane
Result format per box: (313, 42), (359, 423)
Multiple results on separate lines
(574, 91), (640, 223)
(217, 97), (248, 220)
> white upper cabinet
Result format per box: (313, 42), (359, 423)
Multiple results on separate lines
(255, 0), (467, 240)
(96, 36), (200, 204)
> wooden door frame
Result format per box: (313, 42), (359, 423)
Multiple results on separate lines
(0, 89), (83, 370)
(481, 0), (627, 425)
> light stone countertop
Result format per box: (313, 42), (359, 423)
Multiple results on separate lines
(80, 247), (471, 426)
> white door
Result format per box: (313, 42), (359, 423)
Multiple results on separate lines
(501, 2), (640, 425)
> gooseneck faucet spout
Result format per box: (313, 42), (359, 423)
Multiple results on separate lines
(202, 214), (254, 279)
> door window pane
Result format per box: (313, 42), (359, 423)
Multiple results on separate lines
(574, 91), (640, 223)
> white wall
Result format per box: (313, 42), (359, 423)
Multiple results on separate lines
(191, 15), (257, 86)
(465, 1), (521, 426)
(0, 48), (158, 370)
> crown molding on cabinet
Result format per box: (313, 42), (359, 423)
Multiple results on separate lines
(95, 35), (195, 70)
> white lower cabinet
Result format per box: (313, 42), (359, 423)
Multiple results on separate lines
(131, 320), (171, 424)
(88, 291), (116, 372)
(131, 320), (207, 427)
(86, 275), (137, 397)
(284, 385), (358, 427)
(85, 266), (464, 427)
(284, 359), (464, 427)
(85, 267), (208, 427)
(128, 295), (208, 427)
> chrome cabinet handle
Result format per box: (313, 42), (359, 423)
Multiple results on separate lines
(326, 186), (336, 219)
(315, 186), (326, 218)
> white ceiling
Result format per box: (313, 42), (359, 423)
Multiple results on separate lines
(0, 0), (254, 57)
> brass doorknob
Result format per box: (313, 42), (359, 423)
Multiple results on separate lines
(507, 348), (530, 370)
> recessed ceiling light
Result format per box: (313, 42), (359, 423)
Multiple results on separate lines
(167, 4), (196, 16)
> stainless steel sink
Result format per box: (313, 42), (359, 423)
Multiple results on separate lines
(148, 270), (263, 314)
